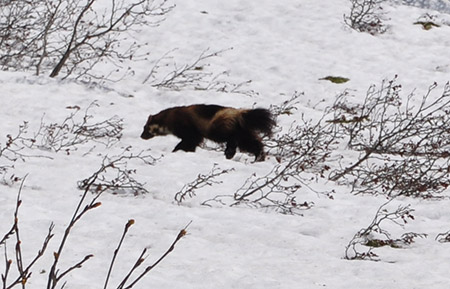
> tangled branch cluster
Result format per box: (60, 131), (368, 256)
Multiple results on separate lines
(203, 114), (337, 214)
(345, 201), (426, 261)
(143, 48), (257, 96)
(0, 0), (173, 81)
(77, 147), (158, 196)
(0, 123), (32, 172)
(435, 230), (450, 243)
(0, 122), (52, 186)
(32, 102), (123, 153)
(144, 48), (228, 89)
(344, 0), (387, 35)
(174, 164), (234, 205)
(269, 91), (302, 118)
(329, 77), (450, 199)
(0, 102), (123, 187)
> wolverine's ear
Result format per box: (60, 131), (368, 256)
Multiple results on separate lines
(147, 115), (153, 124)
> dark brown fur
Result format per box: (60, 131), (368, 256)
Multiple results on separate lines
(140, 104), (275, 161)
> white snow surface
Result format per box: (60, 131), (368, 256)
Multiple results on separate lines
(1, 0), (450, 288)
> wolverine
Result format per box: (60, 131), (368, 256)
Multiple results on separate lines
(140, 104), (275, 161)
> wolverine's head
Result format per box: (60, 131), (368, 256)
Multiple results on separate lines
(140, 115), (171, 140)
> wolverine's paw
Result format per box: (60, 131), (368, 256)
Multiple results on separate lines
(254, 152), (266, 162)
(225, 147), (236, 159)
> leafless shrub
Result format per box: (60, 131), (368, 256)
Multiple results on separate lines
(0, 122), (38, 162)
(203, 116), (337, 214)
(345, 201), (425, 261)
(0, 103), (122, 186)
(174, 164), (234, 205)
(402, 0), (450, 14)
(144, 48), (227, 88)
(77, 146), (158, 196)
(347, 157), (450, 199)
(32, 102), (123, 154)
(0, 122), (50, 186)
(0, 123), (30, 179)
(435, 230), (450, 243)
(414, 13), (441, 30)
(0, 0), (46, 71)
(0, 0), (174, 81)
(143, 48), (257, 96)
(344, 0), (387, 35)
(329, 77), (450, 199)
(269, 91), (302, 118)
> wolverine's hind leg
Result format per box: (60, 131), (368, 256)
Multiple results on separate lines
(225, 140), (237, 159)
(173, 136), (203, 152)
(237, 133), (265, 161)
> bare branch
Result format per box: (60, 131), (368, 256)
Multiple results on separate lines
(203, 107), (337, 214)
(328, 78), (450, 199)
(1, 177), (55, 289)
(344, 0), (387, 35)
(103, 219), (135, 289)
(344, 200), (425, 261)
(77, 147), (158, 196)
(119, 222), (190, 289)
(0, 0), (174, 81)
(174, 164), (233, 205)
(32, 101), (123, 154)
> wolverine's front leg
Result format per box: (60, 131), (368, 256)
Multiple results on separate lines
(173, 137), (202, 152)
(225, 140), (237, 159)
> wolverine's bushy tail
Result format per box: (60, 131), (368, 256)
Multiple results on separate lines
(242, 108), (276, 135)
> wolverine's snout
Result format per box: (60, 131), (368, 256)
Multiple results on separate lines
(140, 129), (154, 140)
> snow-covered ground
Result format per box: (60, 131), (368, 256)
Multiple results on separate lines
(2, 0), (450, 288)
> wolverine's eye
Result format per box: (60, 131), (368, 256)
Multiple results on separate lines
(140, 125), (154, 139)
(148, 124), (159, 134)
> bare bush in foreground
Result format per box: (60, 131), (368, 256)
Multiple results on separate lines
(1, 175), (186, 289)
(1, 177), (55, 288)
(329, 77), (450, 199)
(345, 201), (426, 261)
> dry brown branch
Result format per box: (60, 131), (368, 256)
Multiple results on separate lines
(1, 178), (55, 289)
(117, 222), (190, 289)
(47, 173), (104, 289)
(103, 219), (135, 289)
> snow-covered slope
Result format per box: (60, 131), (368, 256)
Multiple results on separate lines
(1, 0), (450, 288)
